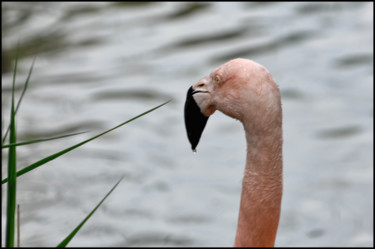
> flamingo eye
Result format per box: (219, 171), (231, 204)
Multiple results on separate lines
(215, 75), (222, 84)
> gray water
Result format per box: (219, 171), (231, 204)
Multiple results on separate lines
(1, 2), (373, 247)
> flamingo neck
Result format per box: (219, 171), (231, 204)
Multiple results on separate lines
(234, 117), (283, 247)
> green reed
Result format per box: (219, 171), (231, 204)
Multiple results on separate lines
(2, 54), (169, 247)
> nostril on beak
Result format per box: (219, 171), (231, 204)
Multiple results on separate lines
(196, 83), (205, 88)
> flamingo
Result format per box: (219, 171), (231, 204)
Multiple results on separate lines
(184, 58), (283, 247)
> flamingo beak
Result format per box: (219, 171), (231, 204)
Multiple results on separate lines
(184, 86), (209, 152)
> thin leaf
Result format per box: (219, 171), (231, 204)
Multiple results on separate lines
(2, 100), (171, 184)
(2, 131), (87, 149)
(2, 57), (36, 145)
(57, 176), (124, 247)
(5, 49), (18, 247)
(15, 57), (36, 114)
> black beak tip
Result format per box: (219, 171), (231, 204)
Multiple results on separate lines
(184, 86), (209, 152)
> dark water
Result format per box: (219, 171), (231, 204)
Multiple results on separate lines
(1, 2), (373, 247)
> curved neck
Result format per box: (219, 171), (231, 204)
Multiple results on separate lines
(234, 116), (283, 247)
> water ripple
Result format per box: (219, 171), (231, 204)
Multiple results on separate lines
(210, 30), (316, 62)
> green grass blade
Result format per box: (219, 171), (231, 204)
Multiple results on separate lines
(2, 131), (87, 149)
(2, 57), (35, 145)
(5, 49), (19, 248)
(14, 57), (36, 114)
(57, 176), (124, 247)
(2, 100), (170, 184)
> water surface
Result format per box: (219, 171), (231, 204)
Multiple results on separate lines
(2, 2), (373, 247)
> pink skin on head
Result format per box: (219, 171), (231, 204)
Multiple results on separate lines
(193, 58), (281, 126)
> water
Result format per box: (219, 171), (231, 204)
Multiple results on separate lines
(1, 2), (373, 247)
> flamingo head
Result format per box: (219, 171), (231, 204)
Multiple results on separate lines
(184, 58), (280, 151)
